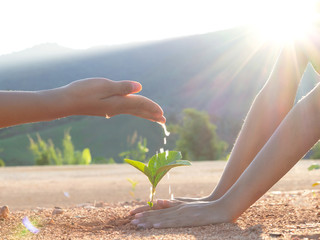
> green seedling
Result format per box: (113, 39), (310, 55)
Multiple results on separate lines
(308, 164), (320, 187)
(127, 178), (139, 198)
(124, 151), (191, 208)
(308, 164), (320, 171)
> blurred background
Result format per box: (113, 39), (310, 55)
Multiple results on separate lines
(0, 0), (319, 166)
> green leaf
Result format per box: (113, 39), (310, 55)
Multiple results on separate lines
(312, 182), (320, 187)
(124, 159), (152, 181)
(147, 201), (153, 208)
(154, 160), (191, 187)
(155, 160), (191, 175)
(148, 151), (182, 178)
(308, 164), (320, 171)
(127, 178), (138, 188)
(124, 151), (191, 205)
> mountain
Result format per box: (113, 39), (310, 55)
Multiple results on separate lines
(0, 27), (319, 165)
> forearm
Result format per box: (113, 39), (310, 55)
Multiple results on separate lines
(0, 87), (70, 128)
(222, 83), (320, 220)
(211, 45), (308, 199)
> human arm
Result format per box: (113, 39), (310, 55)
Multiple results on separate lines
(207, 44), (308, 200)
(131, 75), (320, 229)
(130, 44), (309, 215)
(0, 78), (165, 128)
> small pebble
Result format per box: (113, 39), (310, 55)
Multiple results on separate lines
(95, 202), (104, 208)
(0, 206), (9, 219)
(52, 208), (64, 215)
(269, 232), (283, 237)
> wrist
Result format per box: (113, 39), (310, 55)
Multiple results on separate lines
(37, 86), (73, 119)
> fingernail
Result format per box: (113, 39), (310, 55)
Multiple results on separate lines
(137, 223), (146, 228)
(153, 223), (161, 228)
(135, 213), (143, 218)
(131, 219), (139, 225)
(131, 82), (142, 93)
(159, 116), (166, 124)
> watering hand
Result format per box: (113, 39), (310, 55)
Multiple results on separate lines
(63, 78), (166, 123)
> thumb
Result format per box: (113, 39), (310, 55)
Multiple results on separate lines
(113, 81), (142, 95)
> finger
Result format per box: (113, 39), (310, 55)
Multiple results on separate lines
(109, 81), (142, 96)
(130, 205), (151, 215)
(105, 95), (165, 123)
(130, 199), (181, 215)
(157, 199), (182, 208)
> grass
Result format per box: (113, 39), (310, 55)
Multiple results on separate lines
(0, 115), (173, 166)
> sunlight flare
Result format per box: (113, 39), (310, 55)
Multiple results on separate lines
(254, 0), (319, 43)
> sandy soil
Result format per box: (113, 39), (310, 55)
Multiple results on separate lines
(1, 160), (320, 239)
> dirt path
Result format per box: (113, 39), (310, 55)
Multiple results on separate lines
(2, 160), (320, 239)
(1, 160), (320, 210)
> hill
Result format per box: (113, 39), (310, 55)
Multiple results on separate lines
(0, 27), (319, 165)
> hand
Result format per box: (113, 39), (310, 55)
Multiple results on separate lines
(131, 200), (231, 228)
(63, 78), (166, 123)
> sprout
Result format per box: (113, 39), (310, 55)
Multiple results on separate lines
(124, 151), (191, 208)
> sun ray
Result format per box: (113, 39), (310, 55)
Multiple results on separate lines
(253, 0), (319, 44)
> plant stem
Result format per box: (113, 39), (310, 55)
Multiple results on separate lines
(150, 185), (156, 207)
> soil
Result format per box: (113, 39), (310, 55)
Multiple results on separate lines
(1, 160), (320, 239)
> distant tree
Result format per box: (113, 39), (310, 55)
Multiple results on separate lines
(28, 130), (91, 165)
(310, 141), (320, 159)
(119, 131), (149, 162)
(92, 156), (115, 164)
(174, 108), (228, 161)
(0, 148), (5, 167)
(29, 134), (57, 165)
(0, 159), (5, 167)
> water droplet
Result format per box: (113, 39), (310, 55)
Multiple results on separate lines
(158, 122), (170, 136)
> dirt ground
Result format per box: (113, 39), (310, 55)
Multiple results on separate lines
(1, 160), (320, 239)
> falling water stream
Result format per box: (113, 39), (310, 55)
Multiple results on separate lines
(149, 123), (175, 204)
(152, 123), (174, 201)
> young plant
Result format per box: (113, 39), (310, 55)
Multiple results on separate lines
(124, 151), (191, 207)
(127, 178), (139, 198)
(308, 164), (320, 187)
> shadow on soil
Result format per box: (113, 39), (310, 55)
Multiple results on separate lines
(120, 223), (264, 239)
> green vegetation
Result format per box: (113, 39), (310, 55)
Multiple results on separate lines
(0, 116), (165, 166)
(173, 108), (228, 161)
(125, 151), (191, 208)
(127, 178), (139, 198)
(310, 141), (320, 159)
(92, 157), (115, 164)
(119, 131), (149, 162)
(28, 129), (91, 165)
(0, 148), (4, 167)
(0, 159), (5, 167)
(308, 142), (320, 187)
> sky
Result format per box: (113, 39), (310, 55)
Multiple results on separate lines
(0, 0), (317, 56)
